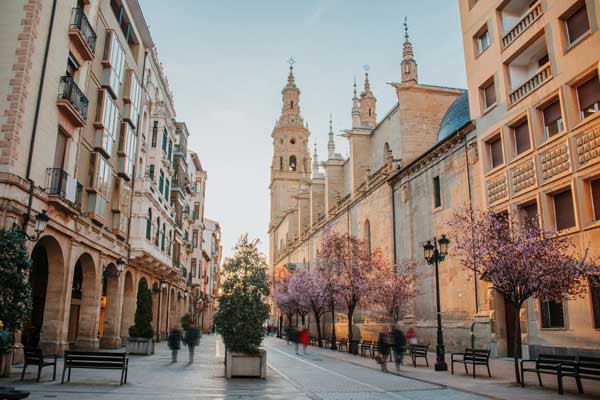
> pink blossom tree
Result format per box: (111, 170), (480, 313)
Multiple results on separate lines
(316, 230), (389, 352)
(288, 271), (311, 326)
(376, 258), (416, 321)
(289, 268), (328, 347)
(449, 207), (600, 383)
(272, 275), (296, 326)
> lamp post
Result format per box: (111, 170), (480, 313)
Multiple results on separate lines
(20, 210), (49, 242)
(423, 234), (450, 372)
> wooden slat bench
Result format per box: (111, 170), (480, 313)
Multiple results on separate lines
(20, 348), (57, 382)
(409, 344), (429, 368)
(521, 354), (577, 394)
(566, 356), (600, 394)
(451, 348), (491, 378)
(338, 338), (348, 352)
(61, 351), (128, 385)
(360, 340), (373, 357)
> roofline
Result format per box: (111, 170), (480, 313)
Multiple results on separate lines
(126, 0), (154, 49)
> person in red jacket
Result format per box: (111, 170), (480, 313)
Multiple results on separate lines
(298, 325), (310, 355)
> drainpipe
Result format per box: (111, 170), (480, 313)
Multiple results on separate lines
(391, 183), (398, 271)
(22, 0), (58, 232)
(463, 135), (478, 313)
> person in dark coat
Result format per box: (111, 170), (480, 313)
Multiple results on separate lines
(185, 326), (201, 363)
(391, 322), (407, 370)
(377, 327), (392, 372)
(168, 329), (182, 362)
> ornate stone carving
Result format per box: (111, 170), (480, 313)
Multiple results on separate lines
(510, 159), (536, 194)
(575, 127), (600, 166)
(486, 173), (508, 205)
(540, 142), (570, 181)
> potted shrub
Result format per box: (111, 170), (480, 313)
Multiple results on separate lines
(0, 228), (33, 376)
(127, 280), (154, 355)
(214, 235), (270, 379)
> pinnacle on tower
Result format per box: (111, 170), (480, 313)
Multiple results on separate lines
(327, 114), (336, 160)
(286, 64), (296, 88)
(361, 72), (374, 98)
(401, 17), (418, 83)
(279, 59), (304, 127)
(359, 70), (377, 128)
(352, 76), (361, 129)
(312, 142), (319, 173)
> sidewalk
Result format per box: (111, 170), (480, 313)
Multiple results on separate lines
(0, 335), (310, 399)
(296, 339), (600, 400)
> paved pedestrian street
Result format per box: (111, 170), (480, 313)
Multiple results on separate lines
(2, 335), (489, 400)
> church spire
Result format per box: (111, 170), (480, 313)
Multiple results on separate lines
(327, 114), (335, 160)
(359, 68), (376, 128)
(352, 76), (361, 128)
(401, 17), (418, 83)
(279, 58), (304, 127)
(312, 142), (319, 173)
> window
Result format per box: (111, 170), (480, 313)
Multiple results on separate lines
(590, 178), (600, 221)
(191, 258), (197, 277)
(591, 281), (600, 329)
(118, 122), (136, 180)
(476, 27), (490, 54)
(542, 100), (564, 138)
(513, 120), (530, 155)
(279, 156), (283, 170)
(433, 176), (442, 208)
(553, 189), (576, 231)
(564, 4), (590, 45)
(577, 75), (600, 120)
(168, 140), (172, 161)
(158, 169), (164, 193)
(148, 164), (154, 180)
(364, 220), (371, 255)
(193, 202), (200, 221)
(488, 136), (504, 169)
(481, 79), (496, 110)
(146, 208), (152, 240)
(112, 179), (131, 236)
(192, 229), (199, 248)
(155, 217), (160, 246)
(124, 70), (142, 127)
(521, 202), (538, 227)
(540, 300), (565, 328)
(164, 179), (169, 201)
(94, 90), (119, 158)
(87, 153), (112, 221)
(151, 121), (157, 147)
(161, 223), (165, 251)
(289, 155), (297, 171)
(161, 128), (167, 152)
(53, 131), (67, 169)
(101, 31), (125, 98)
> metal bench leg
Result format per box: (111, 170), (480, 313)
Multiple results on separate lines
(451, 360), (454, 375)
(473, 362), (476, 379)
(61, 365), (66, 384)
(537, 371), (542, 386)
(575, 377), (583, 394)
(125, 366), (128, 384)
(521, 370), (526, 387)
(21, 364), (27, 381)
(120, 369), (125, 386)
(464, 362), (468, 376)
(425, 356), (429, 368)
(412, 354), (416, 368)
(37, 365), (42, 382)
(557, 374), (563, 395)
(486, 364), (491, 378)
(53, 363), (56, 381)
(68, 367), (71, 382)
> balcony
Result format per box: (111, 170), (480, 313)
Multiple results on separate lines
(45, 168), (83, 212)
(57, 75), (88, 127)
(506, 34), (550, 106)
(68, 8), (97, 61)
(501, 0), (543, 50)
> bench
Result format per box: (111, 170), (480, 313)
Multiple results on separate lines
(20, 348), (57, 382)
(61, 351), (128, 385)
(521, 354), (599, 394)
(309, 336), (316, 346)
(451, 348), (491, 378)
(409, 344), (429, 368)
(338, 338), (348, 352)
(564, 356), (600, 394)
(360, 340), (373, 357)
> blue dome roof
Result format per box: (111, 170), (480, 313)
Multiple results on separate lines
(438, 92), (470, 141)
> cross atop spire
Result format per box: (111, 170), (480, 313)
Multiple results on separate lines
(328, 114), (336, 160)
(286, 58), (296, 88)
(402, 17), (414, 60)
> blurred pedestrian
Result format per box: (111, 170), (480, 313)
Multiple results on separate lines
(406, 327), (417, 345)
(168, 328), (182, 362)
(391, 322), (407, 371)
(186, 325), (201, 363)
(377, 327), (392, 372)
(299, 325), (309, 355)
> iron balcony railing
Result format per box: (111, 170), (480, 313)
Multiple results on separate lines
(46, 168), (83, 211)
(58, 75), (89, 121)
(70, 7), (97, 54)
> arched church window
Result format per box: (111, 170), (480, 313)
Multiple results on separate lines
(290, 138), (296, 145)
(290, 101), (294, 109)
(289, 155), (297, 171)
(364, 219), (371, 255)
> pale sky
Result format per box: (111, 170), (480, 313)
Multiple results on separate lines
(139, 0), (468, 257)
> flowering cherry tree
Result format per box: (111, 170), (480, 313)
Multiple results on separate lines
(316, 230), (389, 351)
(449, 207), (600, 383)
(288, 271), (311, 325)
(273, 275), (296, 325)
(376, 258), (416, 320)
(288, 268), (328, 347)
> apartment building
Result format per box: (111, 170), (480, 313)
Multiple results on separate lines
(0, 0), (218, 355)
(459, 0), (600, 357)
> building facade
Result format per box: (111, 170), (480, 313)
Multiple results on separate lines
(459, 0), (600, 357)
(0, 0), (220, 356)
(200, 218), (222, 333)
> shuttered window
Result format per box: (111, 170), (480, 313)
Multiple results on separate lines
(565, 5), (590, 45)
(542, 100), (563, 138)
(483, 80), (496, 109)
(540, 300), (565, 328)
(513, 120), (530, 155)
(433, 176), (441, 208)
(591, 178), (600, 221)
(553, 189), (576, 231)
(488, 136), (503, 168)
(577, 76), (600, 119)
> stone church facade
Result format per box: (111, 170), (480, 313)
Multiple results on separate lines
(269, 3), (600, 358)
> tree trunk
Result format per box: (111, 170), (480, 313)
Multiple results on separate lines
(315, 314), (322, 348)
(513, 301), (523, 384)
(301, 314), (306, 326)
(347, 306), (355, 342)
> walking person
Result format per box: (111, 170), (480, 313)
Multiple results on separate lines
(186, 325), (201, 363)
(168, 328), (182, 363)
(377, 327), (392, 372)
(299, 325), (309, 355)
(292, 326), (301, 355)
(391, 322), (407, 371)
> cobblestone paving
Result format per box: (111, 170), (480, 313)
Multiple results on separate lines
(263, 337), (489, 400)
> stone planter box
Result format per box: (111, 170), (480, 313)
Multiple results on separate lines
(0, 349), (13, 377)
(225, 349), (266, 379)
(126, 337), (154, 355)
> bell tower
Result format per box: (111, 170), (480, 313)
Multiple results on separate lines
(270, 61), (311, 229)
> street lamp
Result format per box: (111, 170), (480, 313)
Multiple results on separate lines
(423, 234), (450, 372)
(20, 210), (49, 242)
